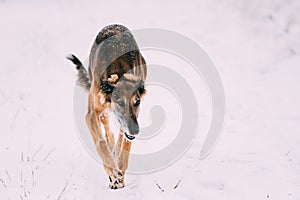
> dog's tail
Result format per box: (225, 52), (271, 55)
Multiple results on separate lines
(67, 54), (91, 92)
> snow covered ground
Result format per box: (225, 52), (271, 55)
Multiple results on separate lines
(0, 0), (300, 199)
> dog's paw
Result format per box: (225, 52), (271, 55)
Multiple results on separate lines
(109, 180), (124, 190)
(108, 169), (124, 189)
(109, 176), (124, 189)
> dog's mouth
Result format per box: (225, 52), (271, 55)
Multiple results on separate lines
(124, 132), (135, 140)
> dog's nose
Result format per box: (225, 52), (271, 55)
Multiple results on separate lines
(129, 123), (139, 135)
(127, 117), (140, 135)
(130, 126), (139, 135)
(128, 120), (139, 135)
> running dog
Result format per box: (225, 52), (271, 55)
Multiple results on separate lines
(67, 24), (147, 189)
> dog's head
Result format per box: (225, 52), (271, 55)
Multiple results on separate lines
(100, 74), (145, 140)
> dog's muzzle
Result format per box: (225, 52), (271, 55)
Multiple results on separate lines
(124, 132), (135, 140)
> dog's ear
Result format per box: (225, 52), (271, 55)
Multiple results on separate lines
(122, 73), (145, 96)
(108, 74), (119, 84)
(100, 74), (119, 93)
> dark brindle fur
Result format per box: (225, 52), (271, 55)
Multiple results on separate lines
(67, 24), (147, 189)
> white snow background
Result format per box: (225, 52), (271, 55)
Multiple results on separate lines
(0, 0), (300, 199)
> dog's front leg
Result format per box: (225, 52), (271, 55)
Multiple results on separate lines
(85, 111), (123, 188)
(86, 91), (123, 189)
(99, 112), (115, 153)
(116, 131), (132, 186)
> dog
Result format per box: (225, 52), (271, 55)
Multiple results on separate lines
(67, 24), (147, 189)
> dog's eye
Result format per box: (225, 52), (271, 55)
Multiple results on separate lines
(117, 100), (125, 107)
(133, 98), (140, 107)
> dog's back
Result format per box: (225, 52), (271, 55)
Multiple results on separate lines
(67, 24), (146, 92)
(88, 24), (147, 87)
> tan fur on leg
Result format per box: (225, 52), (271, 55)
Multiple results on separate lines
(117, 137), (132, 185)
(115, 130), (124, 156)
(99, 112), (115, 152)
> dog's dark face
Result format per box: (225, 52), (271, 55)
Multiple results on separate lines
(101, 74), (145, 140)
